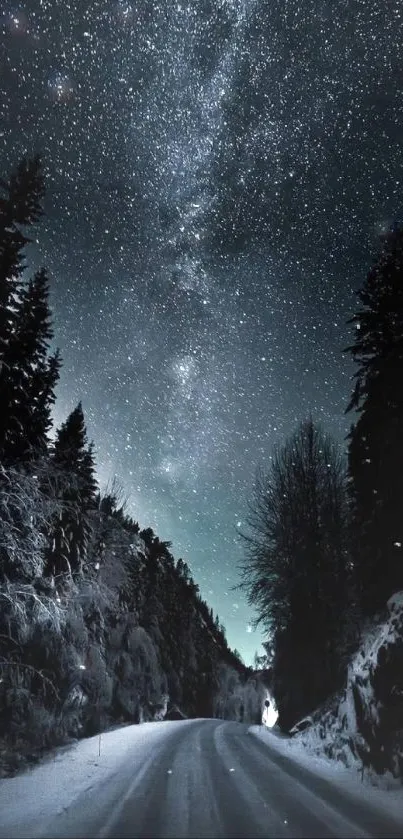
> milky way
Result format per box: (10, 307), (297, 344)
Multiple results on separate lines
(1, 0), (402, 662)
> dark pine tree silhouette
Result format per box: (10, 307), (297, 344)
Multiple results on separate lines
(45, 403), (98, 578)
(0, 157), (44, 362)
(0, 268), (60, 463)
(346, 224), (403, 617)
(0, 158), (58, 465)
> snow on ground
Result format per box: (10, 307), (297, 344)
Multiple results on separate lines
(249, 725), (403, 826)
(0, 720), (195, 838)
(267, 591), (403, 786)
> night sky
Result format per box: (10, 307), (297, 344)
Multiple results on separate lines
(1, 0), (402, 663)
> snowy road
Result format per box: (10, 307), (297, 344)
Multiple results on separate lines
(2, 719), (403, 838)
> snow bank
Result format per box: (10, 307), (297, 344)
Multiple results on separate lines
(0, 720), (194, 838)
(262, 591), (403, 786)
(249, 725), (403, 826)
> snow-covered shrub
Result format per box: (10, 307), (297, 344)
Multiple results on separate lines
(0, 465), (59, 582)
(153, 693), (169, 721)
(24, 702), (63, 750)
(243, 674), (269, 724)
(218, 672), (242, 719)
(80, 644), (113, 735)
(214, 664), (265, 723)
(0, 581), (64, 749)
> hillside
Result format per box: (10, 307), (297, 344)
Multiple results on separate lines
(0, 476), (265, 776)
(0, 158), (266, 775)
(287, 592), (403, 784)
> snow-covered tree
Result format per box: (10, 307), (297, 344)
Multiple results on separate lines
(45, 404), (97, 579)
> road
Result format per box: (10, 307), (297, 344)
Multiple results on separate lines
(6, 720), (403, 839)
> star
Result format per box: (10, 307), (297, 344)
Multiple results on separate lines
(1, 0), (400, 664)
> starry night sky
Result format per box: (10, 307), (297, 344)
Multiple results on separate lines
(1, 0), (402, 663)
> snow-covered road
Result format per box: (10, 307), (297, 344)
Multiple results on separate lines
(1, 719), (403, 838)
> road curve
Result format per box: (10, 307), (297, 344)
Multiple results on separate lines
(20, 720), (403, 839)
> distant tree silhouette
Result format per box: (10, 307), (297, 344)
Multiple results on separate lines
(0, 159), (57, 464)
(0, 269), (60, 463)
(239, 419), (351, 729)
(346, 224), (403, 616)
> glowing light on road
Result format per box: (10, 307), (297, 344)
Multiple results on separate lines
(262, 692), (278, 728)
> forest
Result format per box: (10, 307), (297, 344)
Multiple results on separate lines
(1, 156), (403, 780)
(239, 217), (403, 777)
(0, 158), (266, 775)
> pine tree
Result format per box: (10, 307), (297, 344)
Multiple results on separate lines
(346, 224), (403, 616)
(45, 403), (97, 578)
(0, 159), (58, 465)
(0, 269), (60, 463)
(0, 157), (44, 362)
(28, 350), (61, 456)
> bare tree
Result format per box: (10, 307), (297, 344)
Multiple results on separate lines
(238, 419), (351, 728)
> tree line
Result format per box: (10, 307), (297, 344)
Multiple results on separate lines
(239, 221), (403, 729)
(0, 158), (249, 769)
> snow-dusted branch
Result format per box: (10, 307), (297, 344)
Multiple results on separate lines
(0, 464), (61, 580)
(0, 657), (60, 701)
